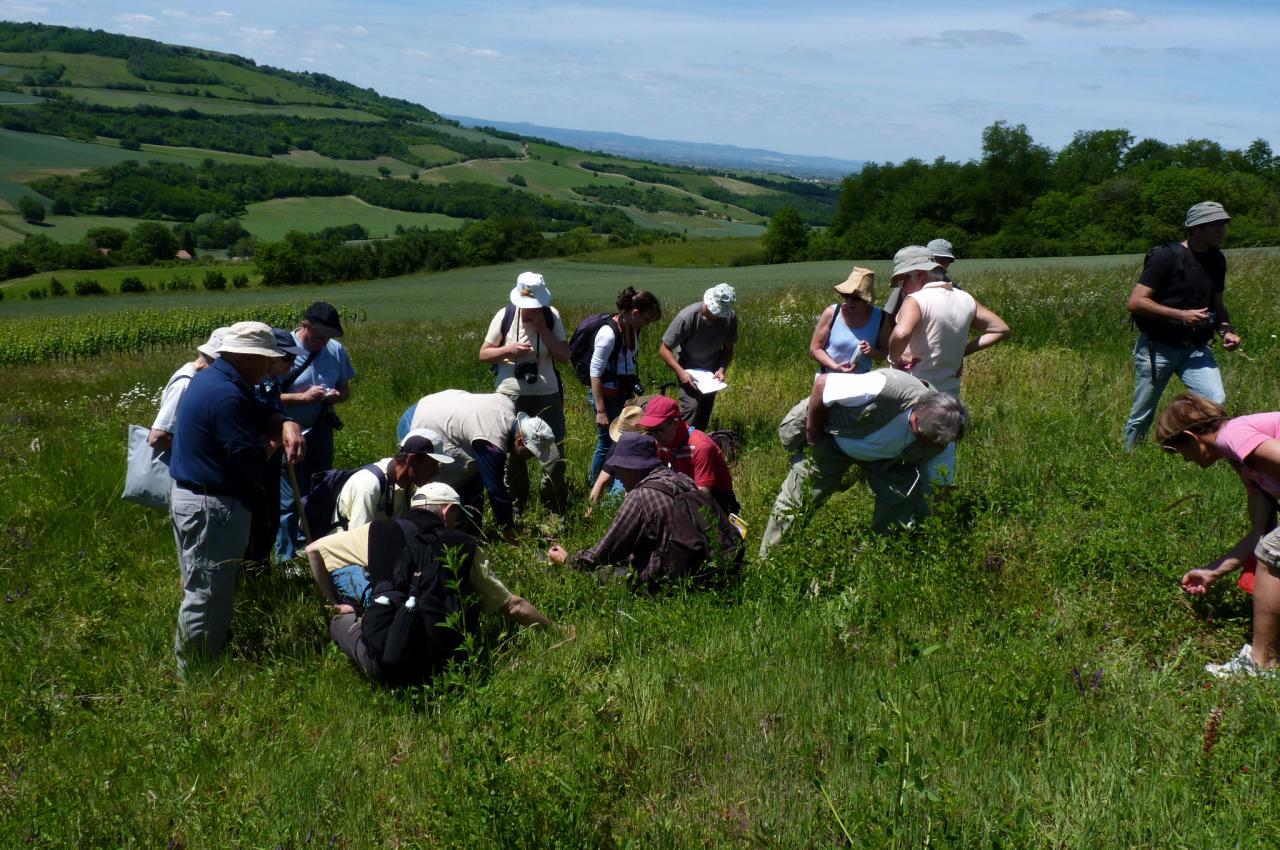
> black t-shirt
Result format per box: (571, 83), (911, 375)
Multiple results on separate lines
(1135, 243), (1225, 346)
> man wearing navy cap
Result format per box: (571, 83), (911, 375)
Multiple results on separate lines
(276, 301), (356, 560)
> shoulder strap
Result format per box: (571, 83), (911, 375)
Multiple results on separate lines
(376, 461), (393, 518)
(498, 304), (517, 345)
(607, 317), (624, 375)
(165, 372), (192, 393)
(281, 347), (319, 391)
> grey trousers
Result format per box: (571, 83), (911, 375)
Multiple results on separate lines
(171, 486), (251, 675)
(506, 391), (568, 512)
(330, 613), (381, 683)
(758, 437), (931, 558)
(678, 386), (716, 432)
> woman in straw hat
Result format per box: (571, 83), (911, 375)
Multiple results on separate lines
(809, 266), (889, 374)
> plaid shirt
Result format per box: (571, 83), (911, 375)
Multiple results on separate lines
(572, 467), (681, 576)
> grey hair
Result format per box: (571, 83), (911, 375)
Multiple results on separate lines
(913, 392), (969, 444)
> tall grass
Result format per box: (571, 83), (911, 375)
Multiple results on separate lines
(3, 254), (1280, 846)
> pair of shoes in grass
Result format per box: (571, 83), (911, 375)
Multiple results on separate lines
(1205, 643), (1277, 678)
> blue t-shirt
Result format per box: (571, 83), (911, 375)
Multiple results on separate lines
(821, 304), (883, 374)
(169, 358), (274, 499)
(285, 333), (356, 428)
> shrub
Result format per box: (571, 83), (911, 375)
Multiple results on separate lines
(231, 273), (249, 289)
(507, 174), (528, 187)
(73, 277), (105, 296)
(202, 270), (227, 291)
(18, 195), (45, 224)
(120, 275), (146, 293)
(48, 276), (66, 297)
(164, 274), (194, 291)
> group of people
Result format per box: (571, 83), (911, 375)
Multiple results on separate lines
(148, 199), (1271, 684)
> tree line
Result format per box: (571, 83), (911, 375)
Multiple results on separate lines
(0, 101), (511, 163)
(27, 159), (633, 232)
(786, 122), (1280, 261)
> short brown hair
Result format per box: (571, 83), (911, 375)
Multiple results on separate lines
(1154, 393), (1228, 446)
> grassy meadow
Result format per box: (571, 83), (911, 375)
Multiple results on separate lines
(4, 252), (1280, 846)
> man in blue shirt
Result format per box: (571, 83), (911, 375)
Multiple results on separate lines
(169, 322), (304, 675)
(275, 301), (356, 560)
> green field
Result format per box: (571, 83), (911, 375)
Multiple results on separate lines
(58, 87), (385, 121)
(0, 211), (149, 246)
(240, 195), (471, 241)
(406, 142), (467, 167)
(6, 251), (1280, 845)
(574, 236), (763, 267)
(0, 260), (254, 299)
(271, 150), (422, 178)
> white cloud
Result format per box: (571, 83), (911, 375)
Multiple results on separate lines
(942, 29), (1027, 46)
(1032, 8), (1143, 28)
(214, 10), (234, 17)
(238, 27), (276, 38)
(115, 13), (155, 24)
(454, 46), (503, 59)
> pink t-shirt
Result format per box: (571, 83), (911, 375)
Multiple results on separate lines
(1215, 413), (1280, 497)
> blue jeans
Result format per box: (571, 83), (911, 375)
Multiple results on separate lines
(588, 391), (627, 484)
(1124, 334), (1225, 449)
(331, 565), (371, 609)
(275, 423), (333, 560)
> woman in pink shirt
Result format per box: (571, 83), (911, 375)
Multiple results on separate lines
(1157, 393), (1280, 677)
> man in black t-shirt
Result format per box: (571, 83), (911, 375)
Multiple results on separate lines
(1123, 201), (1242, 448)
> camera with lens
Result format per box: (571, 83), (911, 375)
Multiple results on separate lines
(514, 360), (540, 386)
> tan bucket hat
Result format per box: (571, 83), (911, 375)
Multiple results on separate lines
(833, 266), (875, 301)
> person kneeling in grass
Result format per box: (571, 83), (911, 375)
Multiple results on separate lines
(307, 483), (561, 687)
(1158, 393), (1280, 677)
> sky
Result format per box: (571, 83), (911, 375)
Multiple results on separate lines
(4, 0), (1278, 163)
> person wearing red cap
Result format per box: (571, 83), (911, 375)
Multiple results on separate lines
(638, 395), (738, 515)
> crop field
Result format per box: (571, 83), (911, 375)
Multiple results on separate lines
(58, 87), (385, 122)
(0, 261), (256, 301)
(0, 128), (188, 207)
(240, 195), (471, 242)
(572, 236), (763, 267)
(5, 251), (1280, 846)
(269, 151), (423, 179)
(0, 211), (149, 246)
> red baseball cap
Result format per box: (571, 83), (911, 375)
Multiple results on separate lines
(638, 395), (680, 428)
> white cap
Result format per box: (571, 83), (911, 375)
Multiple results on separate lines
(703, 282), (736, 318)
(197, 326), (230, 359)
(515, 412), (555, 463)
(397, 428), (454, 465)
(891, 245), (942, 281)
(410, 482), (462, 508)
(926, 238), (955, 260)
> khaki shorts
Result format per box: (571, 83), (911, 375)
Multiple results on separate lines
(1254, 525), (1280, 568)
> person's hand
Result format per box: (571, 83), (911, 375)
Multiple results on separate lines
(282, 421), (306, 464)
(1222, 331), (1242, 351)
(301, 385), (330, 403)
(523, 309), (549, 331)
(583, 504), (594, 518)
(261, 433), (282, 457)
(1181, 568), (1218, 595)
(329, 603), (355, 616)
(806, 424), (822, 446)
(503, 526), (519, 546)
(676, 368), (694, 388)
(713, 367), (726, 382)
(595, 409), (610, 427)
(1182, 307), (1211, 327)
(836, 361), (856, 373)
(506, 341), (533, 358)
(547, 544), (569, 565)
(894, 354), (920, 371)
(858, 340), (873, 356)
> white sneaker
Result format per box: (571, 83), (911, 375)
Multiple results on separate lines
(1205, 644), (1273, 678)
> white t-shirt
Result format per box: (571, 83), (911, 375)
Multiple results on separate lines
(903, 282), (976, 396)
(150, 363), (199, 433)
(483, 306), (566, 397)
(590, 322), (638, 384)
(336, 458), (414, 530)
(822, 371), (888, 409)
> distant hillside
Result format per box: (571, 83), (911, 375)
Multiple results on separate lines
(449, 116), (863, 180)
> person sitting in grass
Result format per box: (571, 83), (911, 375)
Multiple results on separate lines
(549, 431), (741, 587)
(758, 369), (968, 558)
(1157, 393), (1280, 677)
(308, 482), (560, 687)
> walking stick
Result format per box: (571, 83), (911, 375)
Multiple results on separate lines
(286, 458), (314, 548)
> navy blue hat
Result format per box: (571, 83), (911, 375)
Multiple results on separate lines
(605, 432), (662, 472)
(303, 301), (344, 338)
(271, 327), (306, 358)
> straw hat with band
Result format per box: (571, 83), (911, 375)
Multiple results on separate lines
(834, 266), (875, 302)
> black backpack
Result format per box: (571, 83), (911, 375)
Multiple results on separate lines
(301, 462), (391, 540)
(360, 516), (479, 687)
(568, 313), (622, 386)
(635, 472), (743, 587)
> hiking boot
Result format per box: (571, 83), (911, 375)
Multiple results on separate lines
(1205, 644), (1274, 678)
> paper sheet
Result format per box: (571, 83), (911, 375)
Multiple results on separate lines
(685, 369), (728, 395)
